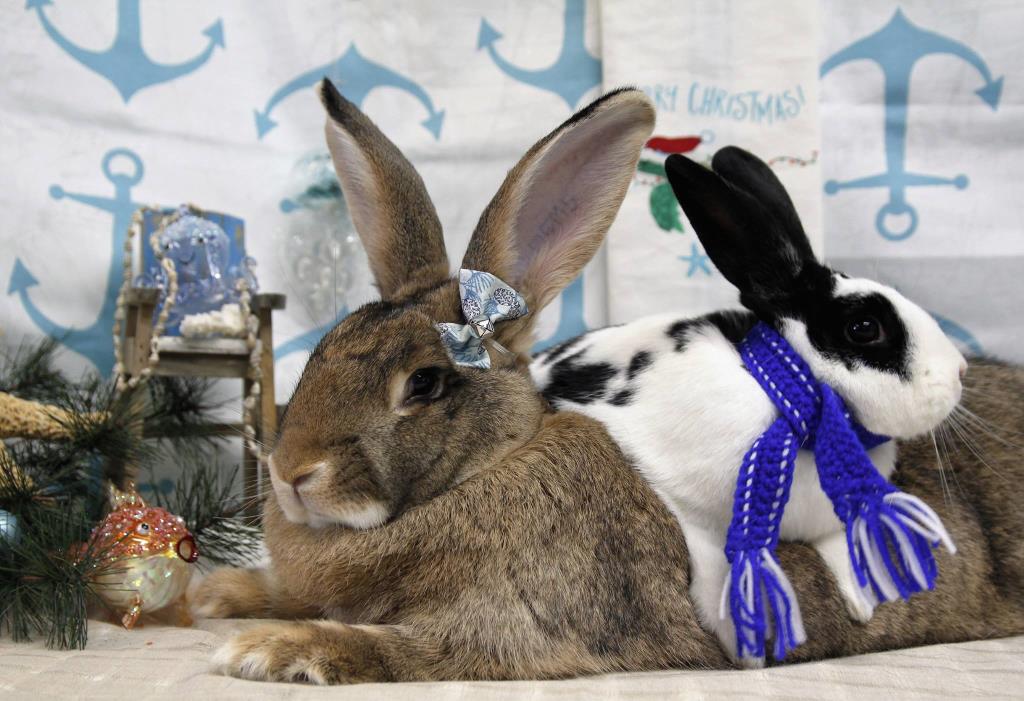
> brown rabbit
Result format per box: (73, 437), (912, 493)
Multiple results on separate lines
(193, 80), (1024, 684)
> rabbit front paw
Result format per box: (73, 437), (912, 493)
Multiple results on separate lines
(191, 567), (271, 619)
(212, 621), (389, 685)
(813, 531), (876, 623)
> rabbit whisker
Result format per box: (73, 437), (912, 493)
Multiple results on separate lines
(930, 431), (953, 507)
(946, 412), (1006, 481)
(954, 405), (1021, 449)
(936, 424), (965, 498)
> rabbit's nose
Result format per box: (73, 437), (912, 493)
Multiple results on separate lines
(959, 359), (968, 380)
(290, 462), (326, 496)
(291, 471), (313, 495)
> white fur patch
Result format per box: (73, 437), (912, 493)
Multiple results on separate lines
(211, 639), (270, 680)
(267, 456), (388, 529)
(308, 501), (390, 530)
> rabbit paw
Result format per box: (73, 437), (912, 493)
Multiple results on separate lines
(191, 567), (269, 619)
(814, 531), (876, 623)
(212, 621), (384, 685)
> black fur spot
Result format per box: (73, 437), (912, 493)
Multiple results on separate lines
(666, 319), (699, 352)
(609, 389), (634, 406)
(667, 310), (756, 352)
(627, 351), (653, 381)
(542, 351), (617, 405)
(561, 86), (638, 129)
(803, 291), (910, 377)
(704, 310), (757, 344)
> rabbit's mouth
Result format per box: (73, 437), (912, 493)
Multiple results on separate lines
(267, 457), (391, 529)
(303, 501), (391, 530)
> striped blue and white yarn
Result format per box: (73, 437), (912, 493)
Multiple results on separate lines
(722, 322), (956, 662)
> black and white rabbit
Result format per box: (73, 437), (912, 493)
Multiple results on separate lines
(530, 147), (967, 662)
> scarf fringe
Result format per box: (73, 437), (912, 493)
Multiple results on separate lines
(847, 492), (956, 602)
(720, 547), (807, 662)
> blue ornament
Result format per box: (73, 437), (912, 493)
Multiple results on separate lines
(137, 206), (259, 333)
(277, 153), (372, 321)
(0, 509), (19, 544)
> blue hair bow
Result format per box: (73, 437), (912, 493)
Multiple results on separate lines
(437, 269), (528, 369)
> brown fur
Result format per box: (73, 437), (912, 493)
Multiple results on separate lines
(193, 83), (1024, 684)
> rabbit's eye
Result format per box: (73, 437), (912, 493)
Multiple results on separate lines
(405, 367), (443, 402)
(845, 316), (884, 345)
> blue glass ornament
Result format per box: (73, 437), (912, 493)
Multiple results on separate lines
(0, 508), (18, 544)
(136, 206), (258, 334)
(278, 153), (372, 323)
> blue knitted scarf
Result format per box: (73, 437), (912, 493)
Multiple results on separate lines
(723, 322), (956, 662)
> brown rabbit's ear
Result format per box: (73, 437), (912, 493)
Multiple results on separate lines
(320, 79), (450, 300)
(462, 88), (655, 314)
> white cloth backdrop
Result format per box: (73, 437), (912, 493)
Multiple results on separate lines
(819, 0), (1024, 361)
(1, 0), (1021, 405)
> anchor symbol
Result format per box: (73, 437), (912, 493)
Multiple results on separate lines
(27, 0), (224, 103)
(821, 9), (1002, 240)
(270, 50), (444, 361)
(254, 44), (445, 140)
(478, 0), (602, 109)
(533, 275), (586, 353)
(7, 149), (159, 375)
(930, 312), (983, 357)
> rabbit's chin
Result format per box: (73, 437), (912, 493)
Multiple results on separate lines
(304, 502), (390, 530)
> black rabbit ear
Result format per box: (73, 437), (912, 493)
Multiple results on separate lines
(710, 146), (815, 262)
(664, 152), (816, 301)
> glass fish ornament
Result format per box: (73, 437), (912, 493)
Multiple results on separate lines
(80, 484), (199, 629)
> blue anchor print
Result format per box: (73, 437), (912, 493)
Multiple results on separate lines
(532, 275), (586, 353)
(679, 243), (712, 277)
(254, 44), (445, 140)
(930, 312), (983, 357)
(478, 0), (602, 109)
(821, 9), (1002, 241)
(7, 149), (159, 375)
(27, 0), (224, 103)
(271, 47), (446, 362)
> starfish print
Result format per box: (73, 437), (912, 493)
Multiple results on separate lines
(680, 243), (712, 277)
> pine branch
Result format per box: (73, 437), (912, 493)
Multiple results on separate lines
(0, 500), (116, 649)
(0, 337), (70, 403)
(0, 337), (264, 648)
(147, 460), (262, 567)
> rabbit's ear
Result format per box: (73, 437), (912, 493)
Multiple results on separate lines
(664, 150), (816, 300)
(320, 79), (450, 301)
(710, 146), (813, 258)
(462, 89), (656, 314)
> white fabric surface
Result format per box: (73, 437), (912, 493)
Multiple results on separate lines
(1, 621), (1022, 699)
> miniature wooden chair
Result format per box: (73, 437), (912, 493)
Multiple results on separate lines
(120, 207), (284, 513)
